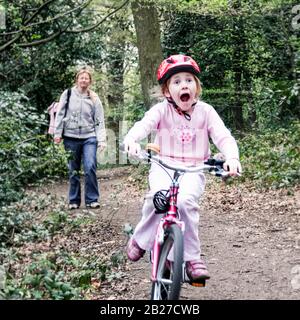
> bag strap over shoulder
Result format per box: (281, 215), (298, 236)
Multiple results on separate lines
(64, 88), (72, 117)
(88, 89), (98, 105)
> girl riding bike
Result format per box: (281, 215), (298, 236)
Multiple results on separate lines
(123, 54), (242, 281)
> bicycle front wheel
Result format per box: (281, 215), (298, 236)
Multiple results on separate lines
(151, 224), (183, 300)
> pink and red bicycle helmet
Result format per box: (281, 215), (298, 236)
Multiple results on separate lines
(157, 54), (201, 85)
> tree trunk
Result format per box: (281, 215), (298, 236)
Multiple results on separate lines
(131, 0), (163, 109)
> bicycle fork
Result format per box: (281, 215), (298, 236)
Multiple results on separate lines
(151, 217), (184, 281)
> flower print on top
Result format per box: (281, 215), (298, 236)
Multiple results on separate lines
(173, 124), (196, 145)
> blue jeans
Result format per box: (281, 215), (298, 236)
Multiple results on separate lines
(64, 136), (99, 205)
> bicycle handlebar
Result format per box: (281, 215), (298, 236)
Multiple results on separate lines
(120, 144), (237, 178)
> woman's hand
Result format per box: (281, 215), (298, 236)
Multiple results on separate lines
(54, 137), (62, 144)
(123, 137), (141, 156)
(223, 158), (242, 176)
(98, 143), (106, 152)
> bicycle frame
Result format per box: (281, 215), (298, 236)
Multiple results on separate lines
(143, 155), (233, 299)
(120, 143), (238, 299)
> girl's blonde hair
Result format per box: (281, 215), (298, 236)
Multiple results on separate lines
(151, 74), (202, 101)
(162, 75), (202, 97)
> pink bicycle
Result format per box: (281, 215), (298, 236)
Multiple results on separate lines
(124, 143), (232, 300)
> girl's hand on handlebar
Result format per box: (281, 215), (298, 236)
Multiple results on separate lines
(223, 159), (242, 176)
(123, 137), (141, 157)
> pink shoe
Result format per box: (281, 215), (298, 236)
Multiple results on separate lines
(127, 238), (145, 262)
(186, 259), (210, 281)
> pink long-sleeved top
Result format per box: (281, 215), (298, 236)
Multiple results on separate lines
(126, 99), (239, 165)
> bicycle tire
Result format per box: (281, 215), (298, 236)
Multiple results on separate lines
(151, 224), (183, 300)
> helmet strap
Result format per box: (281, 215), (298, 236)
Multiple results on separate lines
(166, 97), (196, 121)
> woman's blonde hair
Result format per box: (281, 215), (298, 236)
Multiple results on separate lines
(75, 66), (93, 83)
(75, 66), (98, 103)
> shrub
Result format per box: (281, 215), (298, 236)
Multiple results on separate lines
(238, 120), (300, 188)
(0, 91), (68, 206)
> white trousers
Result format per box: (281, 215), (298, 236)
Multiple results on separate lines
(133, 162), (206, 261)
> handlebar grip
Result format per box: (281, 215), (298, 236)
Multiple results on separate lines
(204, 158), (225, 167)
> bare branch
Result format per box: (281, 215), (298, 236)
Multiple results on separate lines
(0, 0), (129, 51)
(0, 34), (22, 52)
(66, 0), (129, 34)
(0, 0), (57, 51)
(0, 0), (92, 51)
(24, 0), (57, 25)
(3, 1), (91, 50)
(16, 0), (129, 48)
(18, 30), (63, 47)
(0, 1), (92, 36)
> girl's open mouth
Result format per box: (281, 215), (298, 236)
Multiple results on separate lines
(180, 93), (190, 102)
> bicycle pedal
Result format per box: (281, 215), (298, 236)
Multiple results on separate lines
(190, 279), (206, 287)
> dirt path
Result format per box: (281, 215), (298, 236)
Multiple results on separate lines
(47, 166), (300, 300)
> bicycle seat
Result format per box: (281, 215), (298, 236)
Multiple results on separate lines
(146, 143), (160, 154)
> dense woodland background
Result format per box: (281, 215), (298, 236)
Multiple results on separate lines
(0, 0), (299, 299)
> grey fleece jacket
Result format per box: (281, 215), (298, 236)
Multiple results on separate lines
(54, 86), (106, 144)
